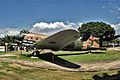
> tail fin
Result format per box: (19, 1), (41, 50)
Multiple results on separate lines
(89, 36), (99, 48)
(82, 36), (99, 49)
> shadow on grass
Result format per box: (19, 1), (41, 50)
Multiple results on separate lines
(22, 52), (81, 69)
(93, 71), (120, 80)
(23, 52), (81, 69)
(90, 52), (106, 54)
(22, 51), (106, 69)
(55, 51), (106, 56)
(38, 52), (81, 69)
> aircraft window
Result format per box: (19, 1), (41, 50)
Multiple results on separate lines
(49, 41), (56, 44)
(31, 37), (33, 39)
(36, 38), (38, 40)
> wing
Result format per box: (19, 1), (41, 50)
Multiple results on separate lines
(32, 29), (80, 51)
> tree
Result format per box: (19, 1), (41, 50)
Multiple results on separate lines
(78, 22), (115, 47)
(1, 35), (15, 43)
(0, 35), (24, 45)
(20, 29), (30, 34)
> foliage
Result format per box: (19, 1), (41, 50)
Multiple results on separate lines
(112, 39), (120, 42)
(0, 29), (29, 45)
(0, 35), (15, 45)
(78, 22), (115, 37)
(78, 22), (115, 46)
(0, 35), (24, 45)
(20, 29), (30, 34)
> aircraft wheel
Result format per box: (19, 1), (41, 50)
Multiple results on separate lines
(32, 50), (40, 57)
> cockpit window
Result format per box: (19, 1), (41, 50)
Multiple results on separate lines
(49, 41), (56, 44)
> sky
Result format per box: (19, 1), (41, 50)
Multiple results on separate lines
(0, 0), (120, 37)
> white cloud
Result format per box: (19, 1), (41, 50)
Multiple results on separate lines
(116, 7), (120, 11)
(0, 28), (20, 37)
(111, 23), (120, 35)
(102, 6), (105, 9)
(30, 21), (120, 36)
(0, 22), (119, 39)
(30, 22), (81, 35)
(109, 10), (114, 13)
(117, 16), (120, 19)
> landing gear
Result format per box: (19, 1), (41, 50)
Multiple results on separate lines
(32, 49), (43, 57)
(32, 50), (39, 57)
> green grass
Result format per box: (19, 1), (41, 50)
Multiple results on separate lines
(2, 55), (43, 62)
(0, 61), (119, 80)
(0, 51), (23, 56)
(0, 51), (43, 61)
(58, 50), (120, 62)
(0, 51), (9, 55)
(0, 50), (120, 79)
(0, 50), (32, 55)
(1, 50), (120, 63)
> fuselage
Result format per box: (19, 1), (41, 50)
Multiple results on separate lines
(62, 37), (100, 51)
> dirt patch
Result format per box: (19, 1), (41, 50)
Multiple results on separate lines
(78, 60), (120, 72)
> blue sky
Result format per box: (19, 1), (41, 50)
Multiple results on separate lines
(0, 0), (120, 36)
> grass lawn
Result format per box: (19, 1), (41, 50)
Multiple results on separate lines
(0, 51), (15, 55)
(0, 50), (32, 55)
(1, 50), (120, 63)
(0, 61), (120, 80)
(57, 50), (120, 62)
(0, 50), (120, 79)
(0, 51), (43, 61)
(2, 55), (43, 62)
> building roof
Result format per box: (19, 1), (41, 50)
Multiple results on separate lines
(23, 32), (48, 42)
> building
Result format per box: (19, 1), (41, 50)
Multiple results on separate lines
(22, 33), (48, 46)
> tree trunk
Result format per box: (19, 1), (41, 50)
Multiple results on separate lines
(99, 36), (103, 47)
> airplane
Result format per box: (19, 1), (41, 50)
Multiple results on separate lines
(30, 29), (103, 56)
(32, 29), (80, 51)
(62, 35), (101, 51)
